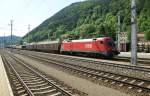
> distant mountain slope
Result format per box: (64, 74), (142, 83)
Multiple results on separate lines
(23, 0), (150, 42)
(0, 35), (21, 46)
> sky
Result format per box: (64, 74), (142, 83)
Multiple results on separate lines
(0, 0), (84, 37)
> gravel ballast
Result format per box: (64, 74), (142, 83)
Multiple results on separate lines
(14, 53), (131, 96)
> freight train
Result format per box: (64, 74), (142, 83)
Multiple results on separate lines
(10, 37), (120, 58)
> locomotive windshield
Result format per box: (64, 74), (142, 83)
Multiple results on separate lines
(107, 40), (115, 47)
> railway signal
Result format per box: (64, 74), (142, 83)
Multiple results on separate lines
(120, 32), (128, 52)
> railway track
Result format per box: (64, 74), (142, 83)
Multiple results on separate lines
(11, 50), (150, 95)
(9, 49), (150, 66)
(2, 52), (82, 96)
(17, 50), (150, 73)
(13, 49), (150, 66)
(114, 56), (150, 66)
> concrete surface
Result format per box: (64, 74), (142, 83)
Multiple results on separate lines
(0, 55), (14, 96)
(119, 52), (150, 59)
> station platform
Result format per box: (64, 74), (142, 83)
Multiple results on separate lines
(118, 52), (150, 59)
(0, 55), (13, 96)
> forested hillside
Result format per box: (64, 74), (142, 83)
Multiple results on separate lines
(23, 0), (150, 42)
(0, 35), (21, 46)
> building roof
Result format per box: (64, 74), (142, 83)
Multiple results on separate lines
(137, 33), (145, 38)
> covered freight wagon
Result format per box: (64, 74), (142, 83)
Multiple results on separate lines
(33, 41), (61, 53)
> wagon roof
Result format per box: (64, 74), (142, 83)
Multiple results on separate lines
(37, 40), (59, 44)
(27, 40), (59, 45)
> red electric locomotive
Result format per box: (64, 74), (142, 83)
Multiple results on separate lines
(60, 37), (119, 57)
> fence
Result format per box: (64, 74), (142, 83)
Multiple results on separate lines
(137, 42), (150, 53)
(120, 42), (150, 53)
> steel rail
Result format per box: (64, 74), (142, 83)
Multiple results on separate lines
(23, 53), (150, 92)
(23, 51), (150, 72)
(12, 49), (150, 72)
(2, 55), (34, 96)
(9, 53), (73, 96)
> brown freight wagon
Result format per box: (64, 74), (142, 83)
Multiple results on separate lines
(35, 41), (61, 53)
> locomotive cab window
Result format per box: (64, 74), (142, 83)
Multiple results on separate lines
(107, 40), (115, 47)
(100, 41), (104, 44)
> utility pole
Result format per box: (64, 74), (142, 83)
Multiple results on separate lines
(131, 0), (137, 65)
(10, 20), (13, 52)
(48, 32), (50, 40)
(3, 32), (5, 49)
(28, 24), (30, 43)
(48, 30), (52, 40)
(117, 12), (121, 52)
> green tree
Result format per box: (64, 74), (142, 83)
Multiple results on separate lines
(22, 0), (150, 42)
(78, 24), (96, 38)
(145, 30), (150, 40)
